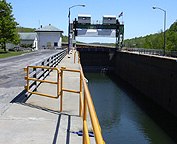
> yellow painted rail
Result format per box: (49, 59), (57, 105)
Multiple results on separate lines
(24, 65), (60, 99)
(60, 66), (104, 144)
(60, 67), (83, 116)
(74, 50), (80, 64)
(80, 64), (105, 144)
(61, 51), (105, 144)
(24, 50), (105, 144)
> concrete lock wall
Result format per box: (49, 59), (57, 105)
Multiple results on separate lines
(115, 51), (177, 117)
(80, 51), (116, 72)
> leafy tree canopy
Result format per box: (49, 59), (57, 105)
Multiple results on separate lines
(169, 20), (177, 32)
(17, 27), (36, 33)
(125, 20), (177, 51)
(0, 0), (20, 51)
(61, 34), (68, 42)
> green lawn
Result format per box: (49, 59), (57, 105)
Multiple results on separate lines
(0, 49), (33, 59)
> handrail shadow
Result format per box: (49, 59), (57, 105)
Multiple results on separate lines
(10, 89), (78, 144)
(52, 114), (61, 144)
(11, 89), (79, 117)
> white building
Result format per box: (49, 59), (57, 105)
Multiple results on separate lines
(35, 24), (63, 50)
(19, 32), (37, 46)
(6, 33), (37, 50)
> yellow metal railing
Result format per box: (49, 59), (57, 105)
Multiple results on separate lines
(61, 50), (105, 144)
(24, 65), (60, 99)
(60, 67), (83, 116)
(74, 50), (80, 64)
(24, 50), (105, 144)
(80, 64), (104, 144)
(60, 66), (104, 144)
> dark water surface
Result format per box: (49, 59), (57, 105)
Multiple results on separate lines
(85, 73), (176, 144)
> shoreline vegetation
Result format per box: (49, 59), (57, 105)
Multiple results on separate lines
(0, 49), (33, 59)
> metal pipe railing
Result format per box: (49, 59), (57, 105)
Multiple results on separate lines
(60, 67), (83, 117)
(74, 50), (80, 64)
(24, 49), (104, 144)
(80, 64), (104, 144)
(124, 48), (177, 58)
(126, 48), (164, 56)
(60, 65), (104, 144)
(83, 120), (91, 144)
(64, 50), (105, 144)
(24, 65), (60, 99)
(24, 49), (67, 96)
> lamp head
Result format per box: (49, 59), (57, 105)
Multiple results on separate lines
(152, 6), (156, 9)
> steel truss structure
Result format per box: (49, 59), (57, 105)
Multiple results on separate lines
(73, 18), (124, 50)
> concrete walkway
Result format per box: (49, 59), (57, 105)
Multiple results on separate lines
(0, 50), (62, 116)
(0, 50), (95, 144)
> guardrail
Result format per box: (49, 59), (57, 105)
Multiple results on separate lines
(24, 66), (60, 98)
(65, 50), (105, 144)
(80, 65), (105, 144)
(24, 49), (67, 96)
(126, 48), (164, 55)
(125, 48), (177, 57)
(60, 66), (104, 144)
(74, 50), (80, 64)
(60, 67), (83, 116)
(24, 49), (105, 144)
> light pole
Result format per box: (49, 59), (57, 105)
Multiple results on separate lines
(153, 6), (166, 56)
(68, 5), (85, 54)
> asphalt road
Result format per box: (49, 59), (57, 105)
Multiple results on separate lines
(0, 49), (62, 115)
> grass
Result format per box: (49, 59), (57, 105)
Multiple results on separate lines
(0, 49), (33, 59)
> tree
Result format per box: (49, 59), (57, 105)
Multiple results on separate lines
(167, 31), (177, 51)
(0, 0), (20, 51)
(17, 27), (36, 33)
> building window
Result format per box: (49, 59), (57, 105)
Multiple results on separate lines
(47, 42), (51, 47)
(54, 42), (58, 47)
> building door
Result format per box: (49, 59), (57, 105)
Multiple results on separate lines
(47, 42), (51, 48)
(54, 42), (58, 47)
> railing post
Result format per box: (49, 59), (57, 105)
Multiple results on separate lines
(27, 66), (29, 94)
(79, 72), (83, 117)
(51, 56), (54, 67)
(60, 69), (63, 112)
(60, 66), (66, 112)
(83, 91), (87, 121)
(41, 61), (45, 79)
(83, 121), (91, 144)
(56, 53), (59, 65)
(83, 90), (87, 144)
(33, 67), (37, 91)
(47, 58), (50, 76)
(54, 54), (56, 67)
(57, 70), (60, 98)
(74, 51), (76, 64)
(78, 52), (80, 64)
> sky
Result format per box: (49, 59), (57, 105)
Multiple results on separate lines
(6, 0), (177, 43)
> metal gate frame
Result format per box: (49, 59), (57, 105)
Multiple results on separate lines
(24, 65), (60, 99)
